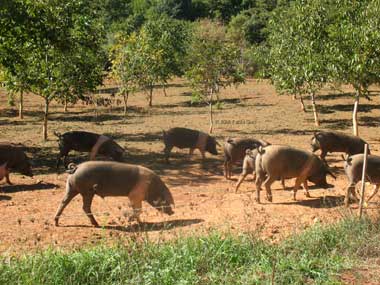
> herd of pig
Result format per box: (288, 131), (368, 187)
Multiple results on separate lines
(0, 127), (379, 227)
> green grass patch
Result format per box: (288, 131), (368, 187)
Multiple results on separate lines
(1, 218), (380, 284)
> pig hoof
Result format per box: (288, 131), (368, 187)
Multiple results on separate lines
(267, 196), (273, 202)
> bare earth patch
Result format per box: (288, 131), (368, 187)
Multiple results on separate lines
(1, 79), (380, 255)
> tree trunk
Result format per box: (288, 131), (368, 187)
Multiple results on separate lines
(63, 97), (68, 112)
(43, 98), (49, 141)
(123, 91), (129, 116)
(163, 83), (167, 97)
(148, 85), (153, 107)
(209, 89), (214, 134)
(299, 95), (306, 112)
(353, 89), (360, 136)
(19, 90), (24, 119)
(310, 92), (320, 126)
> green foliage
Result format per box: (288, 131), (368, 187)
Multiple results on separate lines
(185, 20), (245, 99)
(327, 0), (380, 95)
(268, 0), (330, 97)
(111, 16), (190, 107)
(1, 218), (379, 284)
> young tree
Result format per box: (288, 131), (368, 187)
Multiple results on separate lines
(268, 0), (330, 126)
(0, 0), (105, 140)
(327, 0), (380, 136)
(185, 20), (245, 133)
(111, 33), (140, 115)
(142, 16), (190, 96)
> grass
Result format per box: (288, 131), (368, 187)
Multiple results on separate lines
(1, 218), (380, 284)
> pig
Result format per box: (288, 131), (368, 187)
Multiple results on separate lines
(255, 145), (335, 203)
(311, 131), (369, 162)
(0, 143), (33, 184)
(344, 154), (380, 206)
(54, 131), (125, 169)
(163, 127), (219, 163)
(224, 138), (270, 179)
(235, 149), (286, 193)
(54, 161), (175, 227)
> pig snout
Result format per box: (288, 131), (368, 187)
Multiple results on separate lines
(165, 207), (174, 215)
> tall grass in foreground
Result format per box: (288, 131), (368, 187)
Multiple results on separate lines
(1, 218), (380, 285)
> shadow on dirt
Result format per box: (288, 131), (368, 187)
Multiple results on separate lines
(360, 116), (380, 127)
(276, 195), (345, 208)
(62, 218), (204, 232)
(2, 182), (57, 193)
(318, 92), (353, 101)
(110, 218), (204, 232)
(321, 118), (352, 130)
(0, 194), (11, 201)
(235, 128), (315, 137)
(320, 104), (380, 114)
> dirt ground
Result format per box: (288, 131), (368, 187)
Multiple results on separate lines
(1, 79), (380, 256)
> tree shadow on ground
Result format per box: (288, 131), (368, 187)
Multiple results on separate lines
(108, 218), (204, 232)
(319, 92), (353, 101)
(2, 182), (57, 193)
(0, 194), (11, 201)
(123, 146), (223, 187)
(104, 131), (163, 143)
(320, 104), (380, 114)
(320, 118), (352, 130)
(233, 128), (315, 137)
(62, 218), (204, 232)
(360, 116), (380, 127)
(276, 195), (345, 208)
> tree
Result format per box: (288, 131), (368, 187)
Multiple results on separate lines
(185, 20), (245, 133)
(142, 16), (190, 96)
(114, 16), (190, 108)
(327, 0), (380, 136)
(268, 0), (330, 126)
(0, 0), (106, 140)
(111, 33), (140, 115)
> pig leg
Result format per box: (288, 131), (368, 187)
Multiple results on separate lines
(5, 172), (12, 185)
(200, 150), (206, 160)
(293, 177), (305, 201)
(344, 183), (357, 206)
(189, 148), (194, 155)
(224, 160), (231, 179)
(128, 200), (142, 223)
(54, 186), (79, 226)
(235, 172), (248, 193)
(302, 180), (311, 198)
(81, 193), (99, 227)
(263, 176), (275, 202)
(255, 171), (265, 203)
(366, 184), (380, 204)
(281, 178), (286, 190)
(164, 145), (173, 164)
(320, 150), (328, 163)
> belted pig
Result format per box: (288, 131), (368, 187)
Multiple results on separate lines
(0, 143), (33, 184)
(54, 161), (175, 227)
(224, 137), (270, 179)
(163, 127), (219, 163)
(255, 145), (335, 203)
(344, 154), (380, 206)
(235, 148), (285, 193)
(55, 131), (125, 169)
(311, 131), (369, 161)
